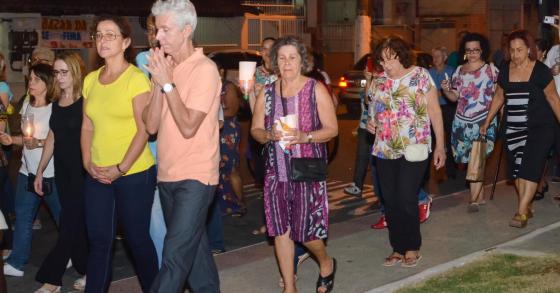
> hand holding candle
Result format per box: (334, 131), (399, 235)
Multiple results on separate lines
(239, 61), (257, 100)
(21, 113), (34, 138)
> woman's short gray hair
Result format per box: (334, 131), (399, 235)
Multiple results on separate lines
(270, 35), (312, 75)
(431, 46), (449, 59)
(151, 0), (198, 32)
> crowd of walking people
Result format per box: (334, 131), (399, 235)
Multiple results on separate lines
(0, 0), (560, 292)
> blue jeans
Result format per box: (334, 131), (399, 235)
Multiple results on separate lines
(150, 179), (219, 293)
(206, 190), (225, 252)
(84, 166), (158, 293)
(150, 188), (166, 268)
(7, 173), (60, 270)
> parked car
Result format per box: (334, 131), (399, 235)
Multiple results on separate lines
(336, 51), (433, 117)
(207, 49), (262, 121)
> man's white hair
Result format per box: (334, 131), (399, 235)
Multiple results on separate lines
(151, 0), (197, 33)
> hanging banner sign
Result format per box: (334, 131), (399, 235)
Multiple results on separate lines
(41, 17), (94, 49)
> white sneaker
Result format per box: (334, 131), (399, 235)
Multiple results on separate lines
(343, 183), (362, 197)
(73, 275), (86, 290)
(4, 263), (23, 277)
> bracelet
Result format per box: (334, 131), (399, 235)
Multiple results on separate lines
(116, 163), (126, 175)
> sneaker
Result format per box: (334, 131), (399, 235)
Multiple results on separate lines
(73, 276), (86, 290)
(371, 215), (387, 229)
(419, 197), (433, 224)
(32, 219), (42, 230)
(344, 183), (362, 197)
(4, 263), (23, 277)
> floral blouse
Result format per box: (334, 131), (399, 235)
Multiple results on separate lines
(369, 66), (435, 159)
(452, 63), (498, 119)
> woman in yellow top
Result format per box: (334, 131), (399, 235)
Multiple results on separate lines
(81, 15), (157, 293)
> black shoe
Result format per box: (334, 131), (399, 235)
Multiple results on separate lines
(316, 258), (337, 293)
(534, 182), (549, 201)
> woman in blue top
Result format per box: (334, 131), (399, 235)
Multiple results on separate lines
(428, 47), (457, 178)
(0, 53), (14, 131)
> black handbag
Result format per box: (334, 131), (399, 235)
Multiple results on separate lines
(27, 173), (53, 195)
(290, 157), (327, 182)
(279, 82), (327, 182)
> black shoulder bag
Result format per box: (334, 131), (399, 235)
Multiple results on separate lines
(280, 82), (327, 182)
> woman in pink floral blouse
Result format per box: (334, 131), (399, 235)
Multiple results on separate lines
(366, 36), (446, 267)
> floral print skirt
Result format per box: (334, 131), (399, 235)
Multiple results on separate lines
(451, 114), (498, 164)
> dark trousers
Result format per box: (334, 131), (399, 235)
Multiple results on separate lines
(84, 166), (158, 293)
(441, 104), (457, 177)
(352, 128), (375, 188)
(36, 169), (88, 285)
(376, 157), (428, 255)
(150, 179), (219, 293)
(248, 136), (265, 185)
(206, 191), (225, 252)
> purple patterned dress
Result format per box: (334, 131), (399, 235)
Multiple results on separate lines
(263, 79), (329, 242)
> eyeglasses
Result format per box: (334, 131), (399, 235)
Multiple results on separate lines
(52, 70), (69, 77)
(465, 48), (482, 54)
(379, 58), (399, 66)
(91, 32), (121, 42)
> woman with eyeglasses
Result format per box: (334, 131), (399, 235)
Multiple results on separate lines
(32, 52), (88, 293)
(82, 15), (157, 292)
(441, 32), (499, 213)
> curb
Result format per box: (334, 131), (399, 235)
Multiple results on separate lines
(365, 220), (560, 293)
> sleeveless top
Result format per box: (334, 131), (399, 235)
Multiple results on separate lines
(264, 79), (327, 182)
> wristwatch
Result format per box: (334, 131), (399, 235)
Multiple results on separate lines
(161, 83), (176, 93)
(306, 132), (313, 143)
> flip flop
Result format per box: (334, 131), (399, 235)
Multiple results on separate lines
(402, 255), (422, 268)
(383, 253), (403, 267)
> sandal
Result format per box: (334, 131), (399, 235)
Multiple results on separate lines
(402, 254), (422, 268)
(382, 253), (403, 267)
(316, 258), (337, 293)
(467, 202), (479, 213)
(509, 213), (528, 228)
(34, 286), (61, 293)
(278, 275), (298, 288)
(251, 225), (267, 236)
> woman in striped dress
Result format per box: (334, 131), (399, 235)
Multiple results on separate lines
(481, 30), (560, 228)
(442, 33), (499, 212)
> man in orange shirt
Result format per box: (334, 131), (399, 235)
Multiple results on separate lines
(144, 0), (221, 292)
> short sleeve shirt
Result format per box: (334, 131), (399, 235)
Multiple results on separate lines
(0, 82), (13, 102)
(428, 65), (455, 105)
(157, 48), (221, 184)
(369, 66), (435, 159)
(82, 65), (154, 175)
(452, 63), (498, 119)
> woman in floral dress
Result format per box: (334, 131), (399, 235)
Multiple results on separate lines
(442, 32), (498, 212)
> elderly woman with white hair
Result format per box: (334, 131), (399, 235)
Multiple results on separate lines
(428, 46), (457, 178)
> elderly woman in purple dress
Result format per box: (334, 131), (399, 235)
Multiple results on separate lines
(251, 36), (338, 293)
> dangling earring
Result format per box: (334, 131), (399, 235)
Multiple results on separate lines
(463, 54), (467, 60)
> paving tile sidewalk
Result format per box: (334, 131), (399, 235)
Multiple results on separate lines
(104, 181), (560, 293)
